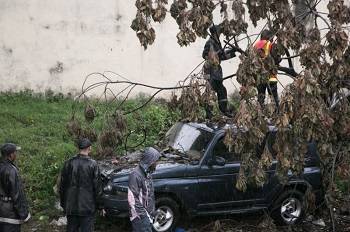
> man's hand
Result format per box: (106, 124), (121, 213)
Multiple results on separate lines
(225, 48), (237, 58)
(99, 209), (106, 217)
(203, 74), (210, 80)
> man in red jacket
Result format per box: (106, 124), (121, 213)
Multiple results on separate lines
(254, 29), (281, 111)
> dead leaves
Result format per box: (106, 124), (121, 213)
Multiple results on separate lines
(131, 12), (156, 49)
(177, 78), (205, 121)
(232, 0), (245, 20)
(328, 0), (350, 24)
(236, 166), (247, 192)
(246, 0), (270, 27)
(326, 27), (349, 61)
(84, 105), (96, 123)
(131, 0), (167, 49)
(220, 0), (248, 37)
(277, 18), (305, 50)
(300, 43), (324, 69)
(152, 1), (168, 22)
(171, 0), (215, 46)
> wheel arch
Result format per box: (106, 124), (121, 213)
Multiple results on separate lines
(155, 192), (185, 212)
(283, 181), (310, 194)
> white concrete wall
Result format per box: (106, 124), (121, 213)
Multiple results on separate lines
(0, 0), (339, 96)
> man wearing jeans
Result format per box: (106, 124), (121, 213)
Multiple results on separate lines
(128, 147), (161, 232)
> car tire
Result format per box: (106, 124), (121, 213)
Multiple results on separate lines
(271, 189), (305, 225)
(152, 197), (180, 232)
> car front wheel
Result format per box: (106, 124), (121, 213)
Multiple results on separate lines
(271, 189), (305, 225)
(153, 197), (180, 232)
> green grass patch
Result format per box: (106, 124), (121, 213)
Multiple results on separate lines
(0, 90), (179, 216)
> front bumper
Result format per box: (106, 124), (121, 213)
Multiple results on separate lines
(101, 194), (129, 218)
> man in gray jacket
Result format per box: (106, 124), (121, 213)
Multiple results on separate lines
(128, 147), (161, 232)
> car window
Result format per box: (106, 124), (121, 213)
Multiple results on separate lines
(212, 137), (240, 163)
(164, 122), (214, 160)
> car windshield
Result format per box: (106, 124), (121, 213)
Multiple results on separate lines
(163, 122), (214, 160)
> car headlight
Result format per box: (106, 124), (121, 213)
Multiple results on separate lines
(103, 184), (113, 193)
(103, 183), (128, 198)
(114, 185), (128, 198)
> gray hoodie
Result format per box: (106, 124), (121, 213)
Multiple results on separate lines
(128, 147), (160, 221)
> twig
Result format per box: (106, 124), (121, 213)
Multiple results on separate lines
(326, 142), (344, 232)
(123, 89), (163, 115)
(281, 54), (300, 60)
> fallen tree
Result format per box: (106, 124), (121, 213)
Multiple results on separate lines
(68, 0), (350, 230)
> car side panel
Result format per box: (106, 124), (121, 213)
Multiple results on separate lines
(154, 176), (199, 214)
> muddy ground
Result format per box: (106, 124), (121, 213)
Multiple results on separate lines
(22, 212), (350, 232)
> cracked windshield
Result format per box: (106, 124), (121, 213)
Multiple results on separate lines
(164, 122), (214, 160)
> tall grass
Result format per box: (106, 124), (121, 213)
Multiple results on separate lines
(0, 90), (179, 216)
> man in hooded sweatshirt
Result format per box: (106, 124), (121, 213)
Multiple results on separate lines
(128, 147), (161, 232)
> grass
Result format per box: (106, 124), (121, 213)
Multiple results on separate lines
(0, 90), (179, 219)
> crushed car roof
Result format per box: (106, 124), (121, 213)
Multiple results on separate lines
(187, 122), (278, 133)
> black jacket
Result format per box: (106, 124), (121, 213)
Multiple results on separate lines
(0, 159), (30, 224)
(202, 38), (236, 80)
(59, 154), (102, 216)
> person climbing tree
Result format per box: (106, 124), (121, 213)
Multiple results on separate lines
(254, 29), (282, 111)
(202, 24), (237, 118)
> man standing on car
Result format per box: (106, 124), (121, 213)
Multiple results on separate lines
(0, 143), (30, 232)
(202, 24), (237, 117)
(128, 147), (161, 232)
(59, 138), (102, 232)
(254, 29), (282, 111)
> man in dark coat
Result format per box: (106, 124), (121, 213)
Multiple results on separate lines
(59, 138), (102, 232)
(128, 147), (161, 232)
(202, 24), (237, 117)
(0, 143), (30, 232)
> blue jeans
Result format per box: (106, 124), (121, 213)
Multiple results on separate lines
(131, 216), (152, 232)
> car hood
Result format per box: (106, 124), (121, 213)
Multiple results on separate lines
(104, 162), (189, 183)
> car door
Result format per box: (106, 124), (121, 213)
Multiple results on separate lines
(195, 133), (241, 212)
(196, 133), (270, 213)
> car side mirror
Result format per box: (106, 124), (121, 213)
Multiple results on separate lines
(208, 156), (226, 166)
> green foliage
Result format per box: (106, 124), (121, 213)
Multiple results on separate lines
(0, 91), (179, 216)
(0, 91), (76, 213)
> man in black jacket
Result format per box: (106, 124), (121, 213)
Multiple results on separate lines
(59, 138), (102, 232)
(0, 143), (30, 232)
(202, 24), (237, 117)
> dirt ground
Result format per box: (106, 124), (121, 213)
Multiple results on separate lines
(21, 212), (350, 232)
